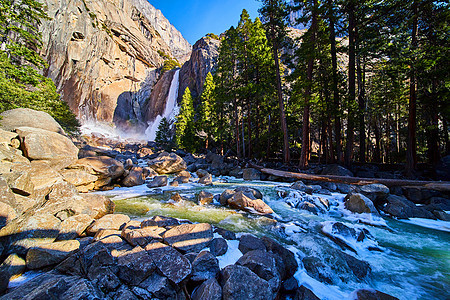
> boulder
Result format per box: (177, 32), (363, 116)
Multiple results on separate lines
(26, 240), (80, 269)
(341, 252), (371, 279)
(228, 191), (274, 215)
(0, 213), (61, 255)
(0, 273), (100, 300)
(86, 214), (130, 235)
(170, 193), (184, 202)
(2, 171), (34, 196)
(145, 241), (192, 283)
(60, 169), (98, 192)
(344, 193), (379, 215)
(357, 184), (390, 204)
(0, 201), (17, 228)
(57, 214), (94, 240)
(16, 127), (78, 170)
(121, 227), (163, 246)
(196, 169), (209, 178)
(281, 277), (299, 294)
(243, 168), (261, 180)
(138, 272), (180, 299)
(383, 195), (435, 219)
(147, 175), (168, 188)
(80, 194), (115, 219)
(0, 254), (26, 293)
(0, 128), (20, 148)
(238, 234), (266, 254)
(234, 187), (263, 200)
(69, 156), (125, 184)
(121, 166), (145, 187)
(0, 108), (65, 135)
(169, 180), (179, 187)
(163, 223), (213, 253)
(110, 285), (138, 300)
(302, 256), (333, 284)
(321, 164), (353, 177)
(192, 278), (222, 300)
(220, 189), (235, 206)
(352, 289), (399, 300)
(173, 175), (190, 184)
(93, 229), (122, 241)
(12, 160), (63, 194)
(261, 236), (298, 280)
(117, 246), (156, 285)
(148, 152), (187, 174)
(220, 264), (272, 300)
(294, 285), (320, 300)
(209, 237), (228, 256)
(191, 250), (220, 282)
(141, 215), (180, 228)
(214, 227), (237, 240)
(199, 173), (213, 185)
(229, 167), (243, 178)
(291, 181), (308, 192)
(236, 250), (281, 293)
(198, 191), (214, 205)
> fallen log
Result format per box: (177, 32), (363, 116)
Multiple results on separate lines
(250, 164), (450, 192)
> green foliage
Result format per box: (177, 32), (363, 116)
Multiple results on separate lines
(155, 117), (175, 151)
(161, 58), (180, 75)
(205, 33), (219, 40)
(0, 0), (79, 134)
(197, 72), (215, 148)
(157, 49), (170, 59)
(175, 87), (196, 151)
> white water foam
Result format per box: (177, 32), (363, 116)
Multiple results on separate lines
(400, 218), (450, 233)
(145, 69), (180, 141)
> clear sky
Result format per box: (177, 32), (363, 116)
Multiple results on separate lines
(148, 0), (261, 45)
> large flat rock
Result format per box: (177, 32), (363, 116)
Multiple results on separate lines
(163, 223), (213, 253)
(16, 127), (78, 170)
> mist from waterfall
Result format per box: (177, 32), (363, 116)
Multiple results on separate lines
(145, 69), (180, 141)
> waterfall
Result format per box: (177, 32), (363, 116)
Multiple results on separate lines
(145, 69), (180, 141)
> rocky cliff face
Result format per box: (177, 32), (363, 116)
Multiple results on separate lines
(40, 0), (191, 127)
(178, 37), (221, 103)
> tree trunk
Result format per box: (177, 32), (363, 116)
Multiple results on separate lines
(345, 0), (356, 167)
(357, 46), (366, 163)
(233, 98), (241, 158)
(250, 164), (450, 192)
(374, 118), (381, 163)
(327, 0), (343, 164)
(300, 0), (318, 169)
(406, 0), (418, 177)
(273, 45), (290, 163)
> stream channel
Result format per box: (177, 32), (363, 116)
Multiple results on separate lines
(95, 175), (450, 300)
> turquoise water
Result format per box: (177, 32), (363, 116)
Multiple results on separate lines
(99, 178), (450, 300)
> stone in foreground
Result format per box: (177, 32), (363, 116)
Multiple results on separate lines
(163, 223), (213, 253)
(26, 240), (80, 269)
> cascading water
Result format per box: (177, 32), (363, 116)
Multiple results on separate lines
(145, 69), (180, 141)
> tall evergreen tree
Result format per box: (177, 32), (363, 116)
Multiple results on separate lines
(0, 0), (79, 132)
(259, 0), (291, 163)
(176, 87), (195, 151)
(198, 72), (215, 149)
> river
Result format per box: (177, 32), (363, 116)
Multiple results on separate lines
(96, 176), (450, 300)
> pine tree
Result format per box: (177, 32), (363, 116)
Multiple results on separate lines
(175, 87), (195, 150)
(155, 117), (175, 151)
(0, 0), (79, 133)
(259, 0), (291, 163)
(198, 72), (215, 149)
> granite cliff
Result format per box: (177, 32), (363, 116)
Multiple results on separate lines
(40, 0), (191, 128)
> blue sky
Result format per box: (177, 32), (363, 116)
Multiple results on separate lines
(148, 0), (261, 45)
